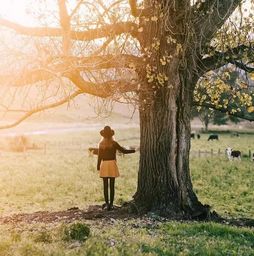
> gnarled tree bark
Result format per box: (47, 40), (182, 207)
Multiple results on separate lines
(134, 68), (209, 218)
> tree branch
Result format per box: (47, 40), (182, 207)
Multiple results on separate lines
(0, 71), (138, 129)
(69, 22), (141, 41)
(58, 0), (71, 54)
(192, 0), (242, 45)
(193, 101), (254, 122)
(0, 18), (63, 36)
(66, 72), (137, 98)
(0, 18), (140, 41)
(0, 90), (83, 130)
(70, 0), (83, 18)
(128, 0), (152, 17)
(91, 36), (114, 56)
(0, 69), (55, 87)
(229, 60), (254, 73)
(198, 44), (254, 75)
(65, 54), (142, 70)
(0, 54), (141, 88)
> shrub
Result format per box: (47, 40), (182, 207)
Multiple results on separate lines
(62, 222), (90, 242)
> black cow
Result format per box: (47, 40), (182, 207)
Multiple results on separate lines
(197, 134), (201, 139)
(208, 134), (219, 141)
(191, 133), (195, 139)
(231, 132), (240, 137)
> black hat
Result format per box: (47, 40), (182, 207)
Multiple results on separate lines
(100, 126), (115, 138)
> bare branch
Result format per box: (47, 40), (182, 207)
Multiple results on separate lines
(0, 18), (63, 37)
(0, 18), (140, 41)
(0, 54), (141, 88)
(58, 0), (70, 28)
(66, 72), (137, 98)
(91, 36), (114, 56)
(72, 21), (140, 41)
(65, 54), (142, 70)
(0, 90), (83, 130)
(0, 103), (26, 112)
(70, 0), (83, 18)
(58, 0), (71, 54)
(129, 0), (138, 16)
(0, 69), (55, 87)
(128, 0), (152, 17)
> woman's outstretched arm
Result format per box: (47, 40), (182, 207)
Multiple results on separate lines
(114, 142), (135, 154)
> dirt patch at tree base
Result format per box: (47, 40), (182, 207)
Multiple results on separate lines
(0, 205), (136, 225)
(0, 205), (253, 229)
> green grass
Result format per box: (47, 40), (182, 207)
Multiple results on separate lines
(0, 221), (253, 255)
(191, 158), (254, 218)
(0, 129), (253, 255)
(190, 133), (254, 156)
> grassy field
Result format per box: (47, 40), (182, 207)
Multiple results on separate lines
(0, 128), (253, 255)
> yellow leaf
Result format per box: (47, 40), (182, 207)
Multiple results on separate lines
(151, 16), (158, 22)
(247, 106), (254, 113)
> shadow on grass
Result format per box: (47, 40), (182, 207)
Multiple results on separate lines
(0, 205), (135, 225)
(209, 210), (254, 228)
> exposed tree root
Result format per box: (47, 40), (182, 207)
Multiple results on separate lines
(127, 199), (213, 221)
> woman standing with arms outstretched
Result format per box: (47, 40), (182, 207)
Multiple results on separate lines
(97, 126), (135, 211)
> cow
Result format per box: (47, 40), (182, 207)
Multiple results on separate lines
(231, 132), (240, 137)
(191, 133), (195, 139)
(197, 134), (201, 139)
(208, 134), (219, 141)
(225, 147), (241, 160)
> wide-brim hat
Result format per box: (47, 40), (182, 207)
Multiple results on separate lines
(100, 126), (115, 138)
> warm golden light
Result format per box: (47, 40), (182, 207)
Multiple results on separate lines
(0, 0), (38, 25)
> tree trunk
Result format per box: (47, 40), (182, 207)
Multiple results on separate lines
(131, 1), (210, 219)
(133, 72), (209, 219)
(204, 116), (209, 132)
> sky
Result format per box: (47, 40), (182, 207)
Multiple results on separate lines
(0, 0), (37, 25)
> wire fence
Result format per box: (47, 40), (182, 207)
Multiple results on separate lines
(190, 149), (254, 160)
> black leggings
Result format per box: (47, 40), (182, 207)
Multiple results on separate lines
(103, 177), (115, 205)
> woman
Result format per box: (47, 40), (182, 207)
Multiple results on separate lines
(97, 126), (135, 211)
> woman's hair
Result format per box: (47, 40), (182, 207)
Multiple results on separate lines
(99, 136), (114, 149)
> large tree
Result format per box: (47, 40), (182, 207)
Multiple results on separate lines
(0, 0), (254, 218)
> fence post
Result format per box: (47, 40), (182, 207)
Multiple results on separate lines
(218, 148), (221, 156)
(211, 149), (213, 156)
(198, 149), (201, 157)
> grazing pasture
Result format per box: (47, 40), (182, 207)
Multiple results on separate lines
(191, 132), (254, 158)
(0, 128), (253, 255)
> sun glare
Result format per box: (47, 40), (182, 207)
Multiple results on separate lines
(0, 0), (43, 26)
(0, 0), (36, 25)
